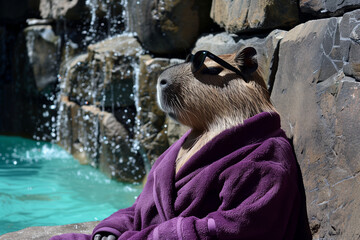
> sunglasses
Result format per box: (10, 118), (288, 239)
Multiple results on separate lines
(185, 50), (247, 81)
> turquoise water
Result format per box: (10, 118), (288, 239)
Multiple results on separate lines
(0, 136), (143, 235)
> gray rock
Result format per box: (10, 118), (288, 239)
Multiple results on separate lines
(136, 55), (169, 159)
(300, 0), (360, 17)
(210, 0), (299, 33)
(99, 110), (146, 182)
(40, 0), (87, 20)
(86, 34), (143, 108)
(192, 30), (287, 90)
(127, 0), (213, 54)
(39, 0), (125, 38)
(60, 35), (142, 108)
(192, 32), (239, 55)
(57, 96), (76, 154)
(78, 105), (103, 167)
(166, 117), (188, 146)
(341, 10), (360, 81)
(135, 55), (173, 165)
(24, 25), (60, 91)
(57, 96), (145, 182)
(56, 35), (147, 182)
(59, 53), (89, 100)
(0, 221), (99, 240)
(271, 9), (360, 238)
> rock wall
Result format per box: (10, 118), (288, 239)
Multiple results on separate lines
(271, 11), (360, 239)
(1, 0), (360, 238)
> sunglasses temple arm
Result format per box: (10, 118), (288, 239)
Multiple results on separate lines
(207, 52), (246, 79)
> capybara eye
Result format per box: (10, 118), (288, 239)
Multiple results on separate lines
(201, 67), (223, 75)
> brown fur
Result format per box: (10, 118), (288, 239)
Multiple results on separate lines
(157, 48), (277, 173)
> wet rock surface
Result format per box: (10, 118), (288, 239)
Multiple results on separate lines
(24, 25), (60, 90)
(56, 34), (146, 182)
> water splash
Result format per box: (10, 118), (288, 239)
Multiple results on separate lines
(85, 0), (99, 44)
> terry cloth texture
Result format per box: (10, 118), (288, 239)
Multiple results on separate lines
(50, 112), (311, 240)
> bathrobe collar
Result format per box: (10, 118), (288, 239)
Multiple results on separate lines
(151, 111), (282, 221)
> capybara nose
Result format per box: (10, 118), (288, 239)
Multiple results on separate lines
(159, 78), (169, 88)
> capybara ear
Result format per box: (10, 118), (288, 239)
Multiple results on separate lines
(234, 47), (258, 75)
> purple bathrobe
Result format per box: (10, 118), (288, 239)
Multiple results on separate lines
(50, 112), (311, 240)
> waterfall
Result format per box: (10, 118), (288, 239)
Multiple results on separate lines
(53, 0), (149, 182)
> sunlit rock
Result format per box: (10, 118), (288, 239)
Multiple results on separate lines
(40, 0), (124, 21)
(135, 55), (170, 165)
(127, 0), (213, 54)
(300, 0), (360, 17)
(135, 55), (189, 164)
(192, 29), (287, 90)
(210, 0), (298, 33)
(86, 34), (142, 108)
(40, 0), (84, 20)
(271, 9), (360, 239)
(59, 35), (142, 108)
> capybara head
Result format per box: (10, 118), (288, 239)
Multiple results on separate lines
(157, 47), (276, 132)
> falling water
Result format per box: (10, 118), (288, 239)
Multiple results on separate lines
(52, 0), (148, 181)
(85, 0), (99, 44)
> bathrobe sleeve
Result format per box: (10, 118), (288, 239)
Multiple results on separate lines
(110, 138), (301, 240)
(91, 204), (136, 239)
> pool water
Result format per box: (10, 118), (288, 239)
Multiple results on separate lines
(0, 136), (143, 235)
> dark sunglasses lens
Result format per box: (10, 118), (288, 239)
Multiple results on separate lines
(192, 52), (207, 72)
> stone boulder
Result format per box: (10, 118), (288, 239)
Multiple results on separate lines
(60, 35), (142, 108)
(192, 30), (287, 90)
(86, 34), (142, 108)
(300, 0), (360, 17)
(40, 0), (86, 21)
(166, 117), (188, 146)
(57, 34), (161, 182)
(271, 9), (360, 239)
(210, 0), (299, 33)
(57, 97), (145, 182)
(24, 25), (60, 91)
(0, 23), (59, 140)
(99, 110), (145, 182)
(0, 221), (98, 240)
(135, 55), (186, 165)
(40, 0), (124, 21)
(39, 0), (125, 42)
(127, 0), (213, 55)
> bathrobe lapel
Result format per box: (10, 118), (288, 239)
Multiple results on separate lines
(151, 131), (190, 221)
(175, 112), (283, 181)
